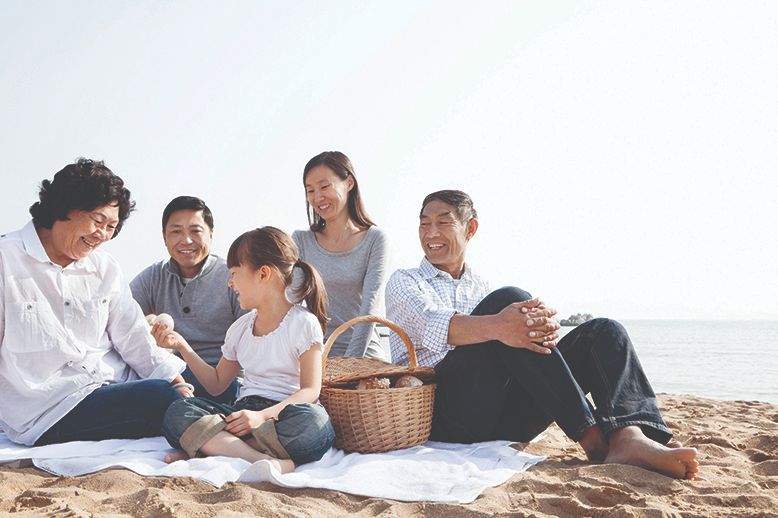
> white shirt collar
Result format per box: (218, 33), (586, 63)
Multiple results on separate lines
(21, 220), (98, 273)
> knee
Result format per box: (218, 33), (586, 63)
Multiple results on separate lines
(276, 404), (335, 464)
(590, 317), (626, 334)
(140, 379), (183, 415)
(586, 318), (629, 346)
(279, 404), (334, 436)
(472, 286), (533, 316)
(161, 399), (194, 447)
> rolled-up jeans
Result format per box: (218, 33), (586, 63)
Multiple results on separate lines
(162, 395), (335, 465)
(431, 287), (672, 445)
(35, 379), (183, 446)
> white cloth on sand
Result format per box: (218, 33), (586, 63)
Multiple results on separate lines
(0, 432), (543, 503)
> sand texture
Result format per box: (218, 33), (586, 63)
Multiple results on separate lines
(1, 394), (776, 517)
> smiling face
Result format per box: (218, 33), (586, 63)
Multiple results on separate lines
(46, 204), (120, 267)
(419, 199), (478, 279)
(304, 165), (354, 224)
(227, 263), (261, 309)
(163, 209), (213, 278)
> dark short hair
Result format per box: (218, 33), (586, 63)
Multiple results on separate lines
(161, 196), (214, 231)
(29, 158), (135, 238)
(420, 190), (478, 223)
(303, 151), (375, 232)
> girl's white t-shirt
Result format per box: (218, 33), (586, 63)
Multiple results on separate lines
(221, 305), (323, 402)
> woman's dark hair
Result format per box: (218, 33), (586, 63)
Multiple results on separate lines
(420, 189), (478, 223)
(227, 226), (328, 333)
(303, 151), (375, 232)
(162, 196), (214, 231)
(29, 158), (135, 238)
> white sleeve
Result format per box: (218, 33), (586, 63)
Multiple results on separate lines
(107, 263), (185, 381)
(298, 311), (324, 357)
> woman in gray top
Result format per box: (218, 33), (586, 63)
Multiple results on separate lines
(292, 151), (388, 360)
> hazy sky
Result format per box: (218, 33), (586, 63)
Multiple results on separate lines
(1, 1), (776, 320)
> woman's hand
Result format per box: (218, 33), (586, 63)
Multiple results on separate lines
(151, 322), (190, 353)
(223, 409), (269, 437)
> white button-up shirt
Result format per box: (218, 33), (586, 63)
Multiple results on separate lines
(385, 257), (489, 368)
(0, 221), (185, 445)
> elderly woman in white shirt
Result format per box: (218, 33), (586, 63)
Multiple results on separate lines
(0, 158), (190, 446)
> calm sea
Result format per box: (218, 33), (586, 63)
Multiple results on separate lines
(561, 320), (778, 404)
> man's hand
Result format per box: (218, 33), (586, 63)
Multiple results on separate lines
(492, 298), (561, 354)
(223, 409), (269, 437)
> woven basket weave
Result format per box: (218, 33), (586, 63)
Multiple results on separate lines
(319, 315), (436, 453)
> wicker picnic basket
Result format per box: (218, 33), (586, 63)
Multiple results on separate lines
(319, 315), (436, 453)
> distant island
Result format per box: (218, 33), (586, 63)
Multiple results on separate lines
(559, 313), (594, 326)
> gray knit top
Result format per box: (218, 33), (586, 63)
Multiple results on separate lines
(292, 226), (388, 360)
(130, 255), (245, 366)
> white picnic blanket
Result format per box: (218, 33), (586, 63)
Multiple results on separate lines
(0, 432), (543, 503)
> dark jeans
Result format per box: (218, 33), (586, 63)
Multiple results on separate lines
(431, 287), (672, 445)
(162, 395), (335, 465)
(182, 366), (240, 404)
(35, 379), (183, 446)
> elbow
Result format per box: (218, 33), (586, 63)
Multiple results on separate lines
(303, 384), (322, 401)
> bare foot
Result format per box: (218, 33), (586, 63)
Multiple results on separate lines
(606, 426), (699, 480)
(666, 439), (683, 448)
(164, 449), (190, 463)
(274, 459), (295, 474)
(579, 424), (608, 462)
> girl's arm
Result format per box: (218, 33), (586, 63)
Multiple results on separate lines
(151, 322), (241, 396)
(223, 344), (323, 437)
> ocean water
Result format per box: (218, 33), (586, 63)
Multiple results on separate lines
(561, 320), (778, 404)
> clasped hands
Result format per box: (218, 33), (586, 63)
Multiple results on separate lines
(494, 297), (560, 354)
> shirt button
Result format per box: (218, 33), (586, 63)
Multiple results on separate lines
(26, 304), (32, 309)
(64, 301), (71, 306)
(183, 307), (191, 314)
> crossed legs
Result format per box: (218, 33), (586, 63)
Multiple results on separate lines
(432, 287), (699, 479)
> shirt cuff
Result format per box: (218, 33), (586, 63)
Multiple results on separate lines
(146, 355), (187, 382)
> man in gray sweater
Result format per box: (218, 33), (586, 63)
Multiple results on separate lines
(131, 196), (245, 403)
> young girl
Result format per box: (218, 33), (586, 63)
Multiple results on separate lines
(152, 226), (335, 473)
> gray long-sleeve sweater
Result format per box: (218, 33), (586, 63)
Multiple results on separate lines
(130, 254), (245, 366)
(292, 226), (388, 360)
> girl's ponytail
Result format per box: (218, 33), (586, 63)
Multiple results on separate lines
(294, 259), (328, 334)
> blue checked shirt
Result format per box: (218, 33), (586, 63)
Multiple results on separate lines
(385, 257), (489, 367)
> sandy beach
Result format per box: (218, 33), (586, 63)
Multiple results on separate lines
(1, 394), (776, 517)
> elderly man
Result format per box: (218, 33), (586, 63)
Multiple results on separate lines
(386, 189), (698, 480)
(131, 196), (244, 403)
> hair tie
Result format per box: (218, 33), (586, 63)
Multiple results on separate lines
(295, 258), (303, 267)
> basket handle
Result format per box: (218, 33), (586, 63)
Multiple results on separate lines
(322, 315), (418, 374)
